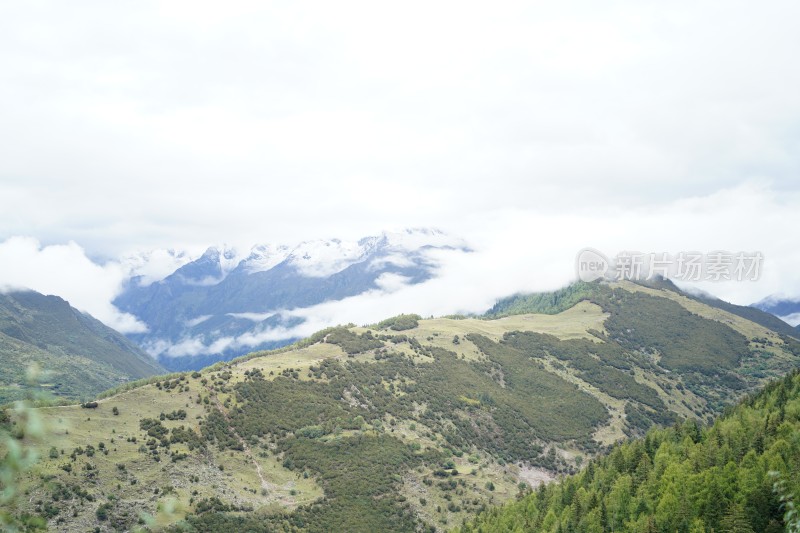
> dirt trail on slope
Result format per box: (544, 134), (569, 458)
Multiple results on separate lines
(211, 394), (273, 492)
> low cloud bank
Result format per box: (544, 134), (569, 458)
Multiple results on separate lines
(779, 313), (800, 327)
(2, 183), (800, 356)
(0, 237), (148, 333)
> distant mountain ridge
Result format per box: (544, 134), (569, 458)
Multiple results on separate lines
(114, 229), (470, 370)
(487, 276), (800, 340)
(752, 294), (800, 328)
(0, 290), (164, 403)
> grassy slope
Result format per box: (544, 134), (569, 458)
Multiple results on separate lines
(13, 281), (800, 532)
(0, 291), (164, 404)
(0, 333), (137, 403)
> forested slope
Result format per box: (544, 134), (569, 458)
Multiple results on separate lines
(458, 370), (800, 533)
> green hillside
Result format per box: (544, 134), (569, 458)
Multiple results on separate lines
(4, 280), (800, 531)
(457, 369), (800, 533)
(0, 291), (165, 404)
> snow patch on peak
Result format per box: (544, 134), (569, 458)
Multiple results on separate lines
(288, 238), (373, 278)
(172, 244), (247, 286)
(124, 228), (466, 287)
(240, 244), (292, 274)
(283, 228), (468, 278)
(203, 245), (245, 276)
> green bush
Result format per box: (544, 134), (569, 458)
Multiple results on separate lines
(377, 314), (421, 331)
(325, 327), (384, 354)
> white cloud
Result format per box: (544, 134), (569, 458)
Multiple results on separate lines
(0, 1), (799, 256)
(779, 313), (800, 327)
(0, 237), (147, 333)
(368, 254), (416, 271)
(185, 315), (213, 328)
(120, 248), (193, 286)
(226, 312), (277, 322)
(374, 273), (414, 293)
(146, 337), (209, 358)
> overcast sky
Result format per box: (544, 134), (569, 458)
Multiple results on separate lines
(1, 1), (799, 331)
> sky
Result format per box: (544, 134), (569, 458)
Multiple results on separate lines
(1, 1), (800, 335)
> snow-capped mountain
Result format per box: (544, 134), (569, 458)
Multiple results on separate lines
(241, 244), (292, 274)
(114, 229), (470, 370)
(168, 246), (246, 286)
